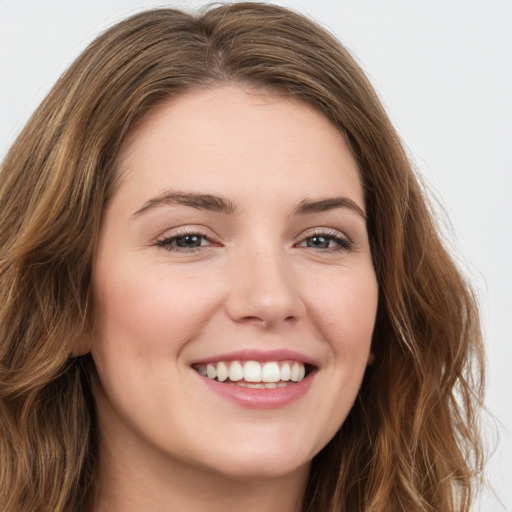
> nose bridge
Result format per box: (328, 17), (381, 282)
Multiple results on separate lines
(225, 241), (303, 326)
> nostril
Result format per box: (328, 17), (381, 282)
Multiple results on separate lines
(239, 315), (268, 326)
(238, 314), (297, 328)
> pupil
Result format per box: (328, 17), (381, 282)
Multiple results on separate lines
(176, 235), (201, 248)
(308, 236), (329, 248)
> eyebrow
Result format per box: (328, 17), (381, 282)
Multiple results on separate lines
(293, 197), (366, 219)
(132, 191), (365, 220)
(132, 191), (237, 218)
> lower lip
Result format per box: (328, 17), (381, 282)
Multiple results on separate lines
(197, 373), (314, 409)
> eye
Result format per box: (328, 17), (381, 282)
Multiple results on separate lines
(156, 232), (215, 252)
(296, 230), (352, 251)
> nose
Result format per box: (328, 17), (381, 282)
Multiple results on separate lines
(224, 246), (305, 328)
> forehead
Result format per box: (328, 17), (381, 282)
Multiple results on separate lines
(113, 85), (363, 210)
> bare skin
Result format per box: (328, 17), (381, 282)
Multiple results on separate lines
(90, 86), (377, 511)
(95, 406), (308, 511)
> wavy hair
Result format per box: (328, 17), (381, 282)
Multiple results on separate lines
(0, 3), (484, 511)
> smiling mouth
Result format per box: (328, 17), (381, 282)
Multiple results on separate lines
(193, 360), (310, 389)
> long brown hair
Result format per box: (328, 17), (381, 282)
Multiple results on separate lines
(0, 3), (484, 511)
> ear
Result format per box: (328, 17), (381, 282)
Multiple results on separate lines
(367, 352), (375, 365)
(72, 332), (92, 356)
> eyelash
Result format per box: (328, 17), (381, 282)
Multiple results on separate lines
(155, 229), (353, 253)
(155, 229), (217, 253)
(295, 229), (353, 252)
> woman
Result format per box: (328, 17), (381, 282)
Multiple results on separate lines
(0, 3), (484, 511)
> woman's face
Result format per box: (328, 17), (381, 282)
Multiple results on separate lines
(91, 86), (378, 481)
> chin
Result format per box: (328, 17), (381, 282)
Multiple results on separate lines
(211, 455), (310, 482)
(195, 437), (315, 482)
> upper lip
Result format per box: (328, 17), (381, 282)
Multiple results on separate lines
(191, 349), (317, 367)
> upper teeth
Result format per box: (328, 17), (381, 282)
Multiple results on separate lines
(194, 360), (306, 383)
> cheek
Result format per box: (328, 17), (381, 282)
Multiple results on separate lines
(304, 265), (378, 357)
(90, 262), (225, 422)
(92, 260), (224, 358)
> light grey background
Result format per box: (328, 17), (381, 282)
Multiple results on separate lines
(1, 1), (510, 510)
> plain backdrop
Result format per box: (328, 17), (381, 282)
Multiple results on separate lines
(1, 1), (511, 510)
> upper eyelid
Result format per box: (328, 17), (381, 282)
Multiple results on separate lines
(297, 227), (352, 241)
(155, 225), (218, 240)
(154, 232), (217, 254)
(154, 226), (351, 240)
